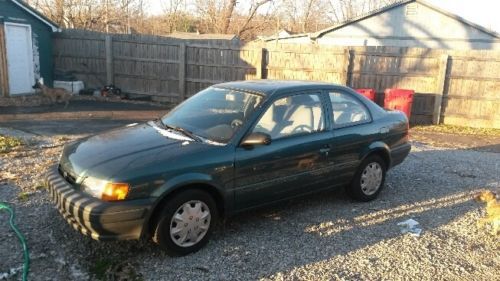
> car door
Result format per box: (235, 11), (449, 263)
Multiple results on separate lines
(233, 91), (334, 210)
(327, 89), (377, 185)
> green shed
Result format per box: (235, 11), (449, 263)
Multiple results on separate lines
(0, 0), (59, 97)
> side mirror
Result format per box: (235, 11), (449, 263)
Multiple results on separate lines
(240, 132), (271, 147)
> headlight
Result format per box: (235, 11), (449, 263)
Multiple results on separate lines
(81, 176), (129, 201)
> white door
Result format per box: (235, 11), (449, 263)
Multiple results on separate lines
(5, 23), (35, 95)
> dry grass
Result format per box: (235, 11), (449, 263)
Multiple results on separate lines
(0, 135), (24, 153)
(411, 125), (500, 137)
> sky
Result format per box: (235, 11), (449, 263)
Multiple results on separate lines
(427, 0), (500, 32)
(147, 0), (500, 33)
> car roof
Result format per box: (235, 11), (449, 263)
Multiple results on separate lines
(214, 80), (341, 97)
(215, 80), (388, 120)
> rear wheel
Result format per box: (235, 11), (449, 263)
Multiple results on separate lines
(346, 155), (386, 201)
(152, 189), (218, 256)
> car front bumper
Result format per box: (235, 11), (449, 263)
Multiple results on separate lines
(45, 165), (154, 241)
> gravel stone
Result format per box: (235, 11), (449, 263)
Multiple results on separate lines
(0, 126), (499, 280)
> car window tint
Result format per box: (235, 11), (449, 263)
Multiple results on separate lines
(253, 93), (325, 140)
(329, 91), (370, 127)
(162, 88), (262, 143)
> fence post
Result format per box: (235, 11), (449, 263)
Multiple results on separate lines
(178, 43), (186, 100)
(256, 47), (266, 79)
(105, 35), (113, 85)
(0, 24), (10, 97)
(433, 54), (449, 124)
(343, 48), (350, 86)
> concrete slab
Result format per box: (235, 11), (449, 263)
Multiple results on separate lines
(0, 100), (170, 122)
(0, 119), (140, 136)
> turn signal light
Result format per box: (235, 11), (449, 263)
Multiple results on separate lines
(102, 183), (130, 201)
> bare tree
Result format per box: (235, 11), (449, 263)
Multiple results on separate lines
(326, 0), (399, 23)
(279, 0), (329, 33)
(25, 0), (401, 40)
(194, 0), (272, 35)
(235, 0), (272, 34)
(28, 0), (145, 32)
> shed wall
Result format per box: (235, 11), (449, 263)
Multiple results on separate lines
(0, 0), (54, 87)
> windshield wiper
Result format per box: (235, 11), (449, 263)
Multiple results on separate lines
(162, 123), (201, 142)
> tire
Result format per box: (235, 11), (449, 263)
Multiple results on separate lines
(152, 189), (218, 256)
(346, 155), (387, 202)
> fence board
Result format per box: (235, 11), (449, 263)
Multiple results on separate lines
(440, 51), (500, 128)
(264, 44), (346, 83)
(53, 30), (500, 128)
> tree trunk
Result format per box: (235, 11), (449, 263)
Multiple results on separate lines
(221, 0), (237, 34)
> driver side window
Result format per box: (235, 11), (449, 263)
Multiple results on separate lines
(253, 93), (325, 140)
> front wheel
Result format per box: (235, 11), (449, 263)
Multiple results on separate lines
(346, 155), (387, 201)
(152, 189), (218, 256)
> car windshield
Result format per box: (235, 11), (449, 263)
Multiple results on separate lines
(161, 87), (263, 144)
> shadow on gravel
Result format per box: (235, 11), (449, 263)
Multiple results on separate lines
(466, 143), (500, 153)
(201, 146), (498, 279)
(70, 146), (498, 279)
(2, 144), (498, 280)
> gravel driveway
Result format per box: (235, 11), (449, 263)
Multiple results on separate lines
(0, 122), (499, 281)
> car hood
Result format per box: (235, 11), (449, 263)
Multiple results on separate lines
(59, 121), (220, 181)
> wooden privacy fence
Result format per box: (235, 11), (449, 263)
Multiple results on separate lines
(258, 44), (499, 128)
(53, 30), (263, 103)
(263, 44), (348, 83)
(347, 47), (448, 125)
(441, 50), (500, 128)
(53, 30), (500, 128)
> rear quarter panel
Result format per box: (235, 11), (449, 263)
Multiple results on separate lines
(356, 110), (409, 170)
(379, 111), (409, 149)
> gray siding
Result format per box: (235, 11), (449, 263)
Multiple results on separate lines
(317, 3), (499, 50)
(271, 1), (500, 50)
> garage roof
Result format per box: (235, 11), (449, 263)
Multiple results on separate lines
(10, 0), (60, 32)
(311, 0), (499, 39)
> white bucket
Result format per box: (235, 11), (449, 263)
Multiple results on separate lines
(53, 81), (85, 95)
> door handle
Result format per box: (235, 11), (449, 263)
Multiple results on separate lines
(379, 127), (389, 134)
(319, 145), (331, 155)
(319, 148), (331, 153)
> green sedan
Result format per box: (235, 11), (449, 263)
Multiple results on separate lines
(46, 80), (411, 256)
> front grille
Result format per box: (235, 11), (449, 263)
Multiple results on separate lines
(58, 165), (76, 185)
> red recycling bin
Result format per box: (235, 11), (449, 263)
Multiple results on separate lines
(383, 89), (414, 119)
(355, 88), (376, 101)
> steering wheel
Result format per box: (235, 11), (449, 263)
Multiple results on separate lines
(292, 125), (313, 134)
(230, 119), (243, 129)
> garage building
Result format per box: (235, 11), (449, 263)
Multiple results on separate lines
(265, 0), (500, 50)
(0, 0), (59, 97)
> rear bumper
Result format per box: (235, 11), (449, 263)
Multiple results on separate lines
(45, 165), (154, 241)
(390, 143), (411, 168)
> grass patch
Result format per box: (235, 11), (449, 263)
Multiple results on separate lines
(90, 259), (114, 280)
(17, 192), (30, 202)
(90, 259), (142, 281)
(0, 135), (24, 153)
(57, 136), (70, 142)
(35, 181), (47, 190)
(411, 125), (500, 137)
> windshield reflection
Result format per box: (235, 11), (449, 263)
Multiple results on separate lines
(161, 87), (263, 144)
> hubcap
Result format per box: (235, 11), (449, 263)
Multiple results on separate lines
(360, 162), (383, 195)
(170, 200), (211, 247)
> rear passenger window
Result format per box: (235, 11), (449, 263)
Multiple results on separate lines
(329, 92), (371, 127)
